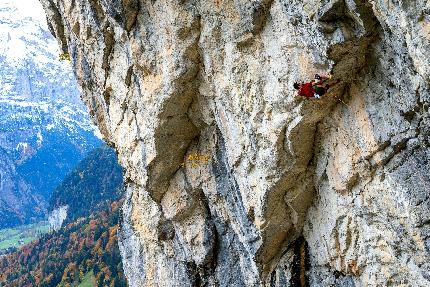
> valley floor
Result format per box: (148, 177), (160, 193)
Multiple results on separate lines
(0, 221), (50, 252)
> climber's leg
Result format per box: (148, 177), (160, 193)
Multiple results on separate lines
(314, 86), (326, 98)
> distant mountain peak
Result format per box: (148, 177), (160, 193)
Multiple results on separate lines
(0, 0), (102, 228)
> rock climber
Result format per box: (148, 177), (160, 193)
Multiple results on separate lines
(293, 74), (332, 99)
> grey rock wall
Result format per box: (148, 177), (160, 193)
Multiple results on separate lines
(40, 0), (430, 286)
(48, 205), (68, 231)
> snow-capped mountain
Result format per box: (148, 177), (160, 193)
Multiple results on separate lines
(0, 0), (102, 228)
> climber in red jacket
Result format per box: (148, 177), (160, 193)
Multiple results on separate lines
(294, 74), (332, 99)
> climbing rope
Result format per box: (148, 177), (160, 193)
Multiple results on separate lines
(334, 96), (352, 109)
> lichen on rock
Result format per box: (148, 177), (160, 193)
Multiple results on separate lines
(41, 0), (430, 286)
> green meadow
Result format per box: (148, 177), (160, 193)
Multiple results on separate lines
(78, 271), (95, 287)
(0, 222), (50, 250)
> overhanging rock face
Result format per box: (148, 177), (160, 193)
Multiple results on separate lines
(41, 0), (430, 286)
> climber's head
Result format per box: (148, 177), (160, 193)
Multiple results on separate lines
(293, 82), (301, 90)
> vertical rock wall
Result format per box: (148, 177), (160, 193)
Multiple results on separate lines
(41, 0), (430, 286)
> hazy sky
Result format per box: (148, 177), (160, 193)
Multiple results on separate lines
(9, 0), (48, 27)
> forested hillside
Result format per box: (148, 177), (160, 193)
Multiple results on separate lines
(0, 201), (126, 287)
(49, 145), (123, 224)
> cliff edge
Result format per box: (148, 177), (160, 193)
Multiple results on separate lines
(40, 0), (430, 286)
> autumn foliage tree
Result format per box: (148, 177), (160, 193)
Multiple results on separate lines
(0, 201), (127, 287)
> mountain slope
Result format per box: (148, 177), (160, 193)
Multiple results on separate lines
(0, 201), (127, 287)
(0, 148), (44, 228)
(0, 0), (102, 228)
(49, 144), (124, 226)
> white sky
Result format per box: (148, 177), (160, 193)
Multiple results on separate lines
(0, 0), (58, 63)
(6, 0), (48, 27)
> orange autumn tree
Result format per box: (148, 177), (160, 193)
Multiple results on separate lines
(0, 201), (127, 287)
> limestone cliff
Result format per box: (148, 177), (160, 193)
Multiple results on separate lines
(40, 0), (430, 286)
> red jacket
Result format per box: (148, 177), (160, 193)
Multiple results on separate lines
(298, 83), (315, 98)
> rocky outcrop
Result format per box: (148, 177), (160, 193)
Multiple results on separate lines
(41, 0), (430, 286)
(48, 205), (68, 231)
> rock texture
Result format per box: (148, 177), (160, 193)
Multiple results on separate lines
(48, 205), (68, 231)
(41, 0), (430, 286)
